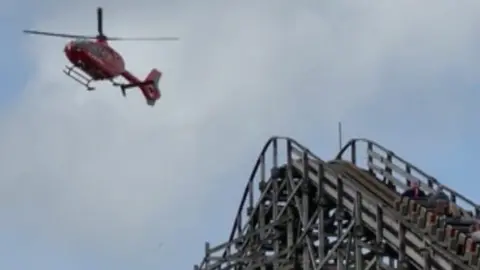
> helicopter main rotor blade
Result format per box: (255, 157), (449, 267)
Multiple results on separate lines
(23, 30), (96, 39)
(107, 37), (180, 41)
(97, 7), (103, 36)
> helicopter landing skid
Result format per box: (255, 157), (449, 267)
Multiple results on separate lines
(63, 65), (95, 91)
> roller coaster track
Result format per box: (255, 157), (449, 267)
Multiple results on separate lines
(194, 137), (480, 270)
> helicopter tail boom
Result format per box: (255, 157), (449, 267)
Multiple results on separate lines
(118, 69), (162, 106)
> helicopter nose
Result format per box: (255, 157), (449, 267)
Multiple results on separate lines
(64, 42), (75, 61)
(64, 42), (73, 54)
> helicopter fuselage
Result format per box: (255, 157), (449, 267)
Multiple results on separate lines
(64, 39), (125, 80)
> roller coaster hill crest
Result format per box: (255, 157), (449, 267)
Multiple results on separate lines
(194, 137), (480, 270)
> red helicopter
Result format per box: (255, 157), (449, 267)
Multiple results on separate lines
(23, 7), (179, 106)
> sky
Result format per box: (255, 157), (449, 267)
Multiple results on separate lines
(1, 1), (480, 269)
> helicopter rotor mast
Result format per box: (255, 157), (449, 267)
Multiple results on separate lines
(96, 7), (106, 41)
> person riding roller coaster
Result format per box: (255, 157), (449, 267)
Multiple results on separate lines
(401, 180), (426, 199)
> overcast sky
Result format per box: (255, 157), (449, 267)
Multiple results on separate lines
(1, 1), (480, 269)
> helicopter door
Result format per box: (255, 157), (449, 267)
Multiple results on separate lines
(82, 44), (108, 78)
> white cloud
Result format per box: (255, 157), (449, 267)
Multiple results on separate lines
(2, 1), (480, 269)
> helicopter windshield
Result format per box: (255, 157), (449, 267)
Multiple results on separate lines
(70, 39), (117, 60)
(73, 39), (89, 45)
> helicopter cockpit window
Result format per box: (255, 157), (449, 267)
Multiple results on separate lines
(72, 40), (89, 50)
(73, 40), (88, 45)
(87, 44), (105, 58)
